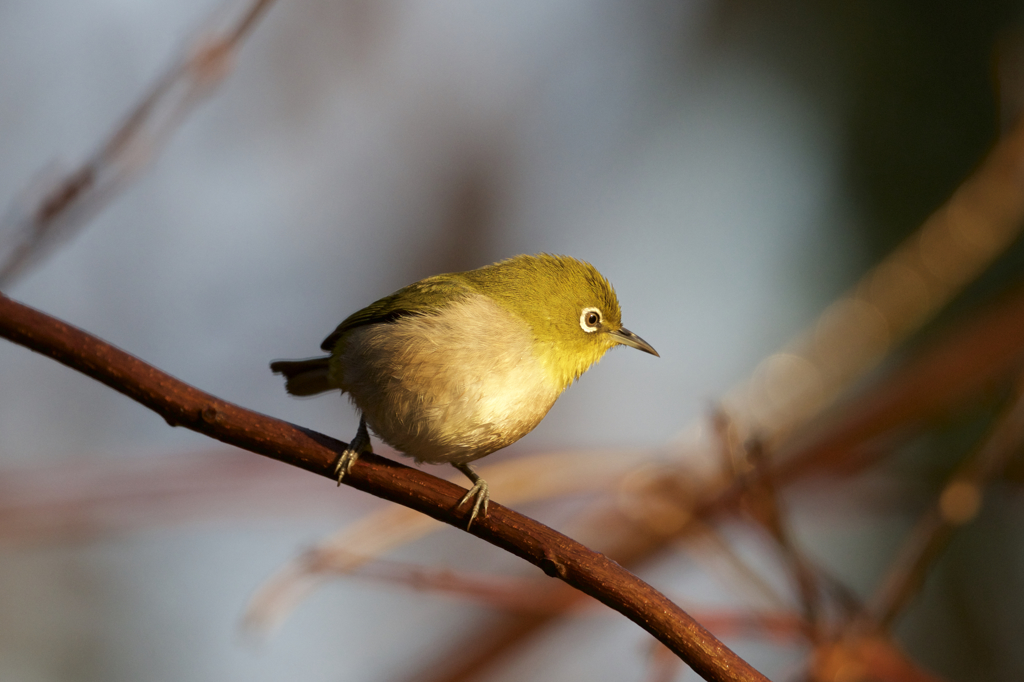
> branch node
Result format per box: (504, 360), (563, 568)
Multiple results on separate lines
(201, 404), (224, 425)
(539, 552), (568, 579)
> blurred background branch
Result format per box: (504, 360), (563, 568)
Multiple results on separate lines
(0, 0), (277, 288)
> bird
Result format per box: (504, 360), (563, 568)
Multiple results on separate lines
(270, 254), (658, 528)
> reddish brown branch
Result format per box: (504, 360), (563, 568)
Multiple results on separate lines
(0, 292), (768, 682)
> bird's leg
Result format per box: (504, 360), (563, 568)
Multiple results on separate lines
(335, 416), (372, 485)
(453, 462), (489, 529)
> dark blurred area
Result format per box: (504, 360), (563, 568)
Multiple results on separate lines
(713, 2), (1015, 246)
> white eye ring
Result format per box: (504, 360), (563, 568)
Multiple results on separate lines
(580, 307), (601, 332)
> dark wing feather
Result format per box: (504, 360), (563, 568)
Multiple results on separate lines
(320, 275), (475, 352)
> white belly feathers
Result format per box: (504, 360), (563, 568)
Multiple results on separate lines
(335, 294), (561, 464)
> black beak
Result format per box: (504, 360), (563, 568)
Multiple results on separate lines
(609, 327), (659, 357)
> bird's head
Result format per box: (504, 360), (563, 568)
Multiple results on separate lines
(465, 254), (658, 392)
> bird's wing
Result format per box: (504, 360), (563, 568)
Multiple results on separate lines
(320, 274), (475, 352)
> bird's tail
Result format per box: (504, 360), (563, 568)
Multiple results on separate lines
(270, 357), (334, 396)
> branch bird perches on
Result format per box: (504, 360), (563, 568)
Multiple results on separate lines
(0, 291), (768, 682)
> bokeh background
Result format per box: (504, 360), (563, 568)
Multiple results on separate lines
(1, 1), (1024, 680)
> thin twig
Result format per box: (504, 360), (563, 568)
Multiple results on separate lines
(325, 555), (580, 616)
(0, 292), (768, 682)
(0, 448), (358, 545)
(869, 372), (1024, 630)
(0, 0), (278, 288)
(743, 438), (822, 640)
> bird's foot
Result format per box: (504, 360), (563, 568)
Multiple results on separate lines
(454, 465), (490, 529)
(335, 416), (372, 485)
(333, 448), (360, 484)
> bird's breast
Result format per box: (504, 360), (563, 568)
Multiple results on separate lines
(333, 295), (561, 464)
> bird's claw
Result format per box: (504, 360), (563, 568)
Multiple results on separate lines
(335, 416), (372, 486)
(457, 479), (490, 529)
(333, 448), (359, 485)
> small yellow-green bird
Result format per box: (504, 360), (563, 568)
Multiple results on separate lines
(271, 254), (658, 527)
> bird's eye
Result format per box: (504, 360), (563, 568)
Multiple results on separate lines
(580, 307), (601, 332)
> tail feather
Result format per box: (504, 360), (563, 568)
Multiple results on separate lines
(270, 357), (334, 397)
